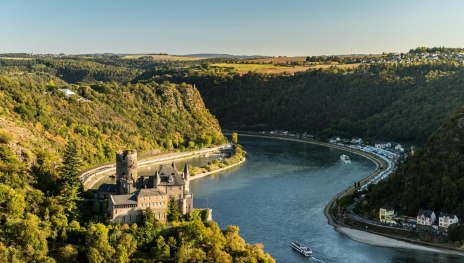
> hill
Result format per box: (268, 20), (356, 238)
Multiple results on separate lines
(181, 62), (464, 144)
(185, 53), (270, 59)
(0, 59), (276, 262)
(361, 106), (464, 219)
(0, 72), (226, 168)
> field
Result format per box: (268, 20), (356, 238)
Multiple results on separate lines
(210, 63), (310, 75)
(0, 57), (33, 60)
(123, 54), (205, 61)
(310, 63), (362, 70)
(211, 62), (362, 74)
(245, 56), (308, 64)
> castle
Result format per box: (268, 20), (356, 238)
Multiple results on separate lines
(108, 150), (193, 224)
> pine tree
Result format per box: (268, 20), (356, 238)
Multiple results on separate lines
(167, 199), (182, 222)
(59, 142), (82, 219)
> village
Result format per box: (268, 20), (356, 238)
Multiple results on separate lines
(242, 130), (463, 246)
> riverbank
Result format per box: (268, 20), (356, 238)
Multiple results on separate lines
(80, 144), (235, 189)
(190, 158), (246, 181)
(236, 133), (464, 256)
(337, 227), (441, 253)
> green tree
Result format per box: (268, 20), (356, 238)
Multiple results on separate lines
(56, 244), (79, 263)
(85, 223), (115, 262)
(167, 198), (182, 222)
(114, 233), (137, 263)
(151, 236), (170, 261)
(58, 142), (82, 219)
(231, 132), (238, 144)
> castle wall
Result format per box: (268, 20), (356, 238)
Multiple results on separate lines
(111, 207), (142, 224)
(160, 185), (185, 200)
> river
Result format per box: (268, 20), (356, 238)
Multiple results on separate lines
(190, 136), (463, 263)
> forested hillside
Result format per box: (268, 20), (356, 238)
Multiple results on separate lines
(195, 63), (464, 143)
(0, 71), (225, 168)
(361, 106), (464, 219)
(137, 61), (464, 143)
(0, 58), (277, 262)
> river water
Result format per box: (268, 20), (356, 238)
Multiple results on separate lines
(190, 136), (463, 263)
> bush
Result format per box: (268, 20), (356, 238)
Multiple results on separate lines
(0, 131), (12, 144)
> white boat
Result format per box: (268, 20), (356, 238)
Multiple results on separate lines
(340, 154), (351, 163)
(291, 241), (312, 257)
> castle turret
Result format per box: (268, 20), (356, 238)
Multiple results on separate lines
(155, 170), (161, 188)
(116, 150), (138, 194)
(183, 163), (190, 192)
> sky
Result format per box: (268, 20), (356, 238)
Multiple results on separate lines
(1, 0), (464, 56)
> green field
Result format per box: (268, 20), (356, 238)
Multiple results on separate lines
(210, 63), (309, 74)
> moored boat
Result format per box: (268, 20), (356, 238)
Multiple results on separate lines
(291, 241), (312, 257)
(340, 154), (351, 163)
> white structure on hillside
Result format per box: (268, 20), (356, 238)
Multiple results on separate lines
(417, 209), (436, 227)
(438, 212), (459, 231)
(379, 208), (396, 224)
(59, 88), (76, 96)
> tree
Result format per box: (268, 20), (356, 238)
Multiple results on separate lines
(8, 214), (50, 261)
(114, 233), (137, 263)
(85, 223), (115, 262)
(59, 142), (82, 219)
(167, 199), (182, 222)
(56, 244), (79, 262)
(151, 236), (170, 261)
(231, 132), (238, 144)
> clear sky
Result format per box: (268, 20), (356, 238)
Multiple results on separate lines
(1, 0), (463, 56)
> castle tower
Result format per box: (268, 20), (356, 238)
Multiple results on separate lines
(116, 150), (138, 194)
(155, 170), (161, 188)
(183, 163), (190, 192)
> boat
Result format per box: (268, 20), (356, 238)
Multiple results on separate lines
(291, 241), (312, 257)
(340, 154), (351, 163)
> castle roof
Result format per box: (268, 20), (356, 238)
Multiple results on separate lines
(135, 188), (167, 198)
(110, 188), (167, 205)
(157, 164), (185, 186)
(110, 193), (137, 206)
(97, 183), (117, 193)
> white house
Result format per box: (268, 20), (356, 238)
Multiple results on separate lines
(417, 209), (436, 226)
(438, 212), (459, 230)
(394, 144), (404, 152)
(59, 88), (76, 96)
(379, 207), (396, 224)
(375, 142), (392, 149)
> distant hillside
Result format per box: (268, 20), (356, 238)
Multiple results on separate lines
(184, 62), (464, 144)
(185, 53), (270, 59)
(362, 106), (464, 218)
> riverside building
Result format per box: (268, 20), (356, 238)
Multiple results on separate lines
(108, 150), (193, 224)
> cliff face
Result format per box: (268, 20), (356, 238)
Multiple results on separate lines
(365, 107), (464, 217)
(0, 72), (226, 168)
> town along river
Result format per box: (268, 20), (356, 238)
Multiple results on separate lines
(190, 136), (463, 263)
